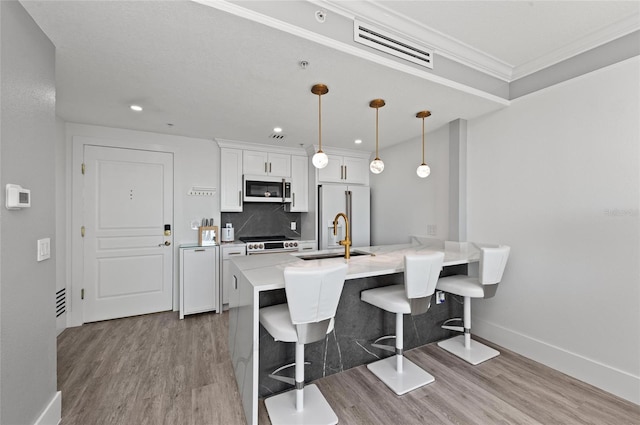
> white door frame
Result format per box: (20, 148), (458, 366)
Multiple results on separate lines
(70, 135), (178, 327)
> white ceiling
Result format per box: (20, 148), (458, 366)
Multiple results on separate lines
(20, 0), (639, 153)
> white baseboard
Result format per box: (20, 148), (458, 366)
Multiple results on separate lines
(34, 391), (61, 425)
(473, 318), (640, 406)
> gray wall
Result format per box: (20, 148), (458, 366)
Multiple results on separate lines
(370, 124), (450, 245)
(468, 57), (640, 404)
(1, 1), (58, 423)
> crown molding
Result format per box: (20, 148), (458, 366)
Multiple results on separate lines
(512, 12), (640, 80)
(314, 1), (640, 83)
(193, 0), (510, 106)
(315, 0), (514, 81)
(216, 138), (307, 155)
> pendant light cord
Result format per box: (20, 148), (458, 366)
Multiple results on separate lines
(375, 107), (379, 159)
(421, 116), (425, 164)
(318, 93), (322, 151)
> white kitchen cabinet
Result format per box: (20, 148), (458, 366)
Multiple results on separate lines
(220, 148), (243, 212)
(179, 246), (219, 319)
(289, 155), (308, 212)
(221, 243), (246, 308)
(243, 150), (290, 177)
(318, 154), (369, 185)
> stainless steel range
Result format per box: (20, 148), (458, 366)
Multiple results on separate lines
(239, 235), (299, 254)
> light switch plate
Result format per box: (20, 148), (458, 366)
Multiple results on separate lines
(37, 238), (51, 262)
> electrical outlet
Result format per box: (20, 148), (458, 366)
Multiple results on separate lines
(435, 291), (445, 304)
(290, 221), (297, 231)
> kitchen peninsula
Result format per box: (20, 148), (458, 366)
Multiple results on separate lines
(228, 238), (481, 424)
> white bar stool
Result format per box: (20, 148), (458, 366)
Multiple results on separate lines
(360, 252), (444, 395)
(436, 245), (510, 365)
(259, 262), (348, 425)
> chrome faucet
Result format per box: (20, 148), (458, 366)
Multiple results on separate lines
(333, 212), (351, 259)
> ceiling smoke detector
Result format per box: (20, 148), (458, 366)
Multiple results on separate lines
(315, 10), (326, 23)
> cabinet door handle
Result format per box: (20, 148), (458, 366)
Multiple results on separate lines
(265, 162), (268, 173)
(229, 252), (242, 256)
(238, 191), (242, 206)
(292, 193), (296, 207)
(340, 165), (344, 180)
(194, 249), (205, 252)
(269, 162), (272, 173)
(344, 165), (347, 180)
(233, 275), (238, 290)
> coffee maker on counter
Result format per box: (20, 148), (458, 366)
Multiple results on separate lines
(221, 223), (234, 242)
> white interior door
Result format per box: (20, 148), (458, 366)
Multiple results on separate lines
(83, 146), (173, 322)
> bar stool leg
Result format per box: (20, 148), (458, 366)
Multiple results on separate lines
(437, 295), (500, 365)
(366, 311), (435, 395)
(295, 342), (304, 412)
(396, 313), (403, 374)
(265, 341), (338, 425)
(464, 296), (471, 350)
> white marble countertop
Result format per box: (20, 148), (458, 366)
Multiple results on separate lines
(230, 239), (480, 292)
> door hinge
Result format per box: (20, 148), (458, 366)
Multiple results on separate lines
(81, 288), (85, 300)
(81, 163), (85, 175)
(81, 226), (85, 237)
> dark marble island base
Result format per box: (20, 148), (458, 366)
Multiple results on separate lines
(257, 266), (466, 398)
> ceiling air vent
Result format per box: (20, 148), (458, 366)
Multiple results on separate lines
(269, 133), (286, 140)
(354, 20), (433, 69)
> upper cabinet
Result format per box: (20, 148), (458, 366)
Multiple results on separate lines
(243, 150), (291, 177)
(290, 155), (308, 212)
(217, 140), (308, 212)
(220, 148), (243, 212)
(318, 154), (369, 185)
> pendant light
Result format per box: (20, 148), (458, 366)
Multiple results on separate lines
(311, 84), (329, 169)
(369, 99), (385, 174)
(416, 110), (431, 178)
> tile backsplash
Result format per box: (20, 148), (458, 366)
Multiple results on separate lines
(221, 203), (301, 240)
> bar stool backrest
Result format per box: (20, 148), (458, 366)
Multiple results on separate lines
(404, 252), (445, 315)
(284, 263), (348, 344)
(479, 246), (511, 286)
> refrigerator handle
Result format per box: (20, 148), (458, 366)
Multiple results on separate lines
(346, 190), (352, 241)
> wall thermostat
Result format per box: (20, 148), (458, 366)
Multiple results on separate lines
(6, 184), (31, 210)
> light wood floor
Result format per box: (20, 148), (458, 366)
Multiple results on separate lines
(58, 311), (640, 425)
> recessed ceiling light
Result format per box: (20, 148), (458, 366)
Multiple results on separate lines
(273, 127), (283, 133)
(130, 104), (143, 112)
(354, 139), (362, 144)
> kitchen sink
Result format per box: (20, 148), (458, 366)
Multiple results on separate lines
(295, 250), (372, 261)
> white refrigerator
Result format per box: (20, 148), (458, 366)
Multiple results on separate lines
(318, 185), (370, 250)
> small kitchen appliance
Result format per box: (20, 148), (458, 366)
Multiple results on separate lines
(221, 223), (235, 242)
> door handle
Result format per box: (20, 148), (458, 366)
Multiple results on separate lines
(164, 241), (171, 246)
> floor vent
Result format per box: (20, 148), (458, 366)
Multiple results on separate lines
(56, 288), (66, 318)
(354, 20), (433, 69)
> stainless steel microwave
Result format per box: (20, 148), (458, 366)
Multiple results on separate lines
(243, 175), (292, 203)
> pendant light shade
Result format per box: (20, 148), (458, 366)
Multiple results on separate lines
(311, 84), (329, 169)
(369, 99), (385, 174)
(416, 110), (432, 178)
